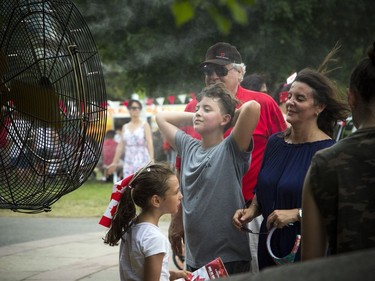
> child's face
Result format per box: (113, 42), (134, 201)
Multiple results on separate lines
(160, 175), (182, 214)
(193, 96), (225, 134)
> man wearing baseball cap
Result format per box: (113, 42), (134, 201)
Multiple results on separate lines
(170, 42), (286, 273)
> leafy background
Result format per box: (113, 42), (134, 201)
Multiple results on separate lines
(74, 0), (374, 100)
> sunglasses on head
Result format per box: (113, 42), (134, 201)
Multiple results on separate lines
(201, 64), (233, 77)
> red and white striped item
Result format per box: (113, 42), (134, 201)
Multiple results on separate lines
(99, 174), (134, 228)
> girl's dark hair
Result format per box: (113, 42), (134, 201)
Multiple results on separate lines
(127, 99), (142, 110)
(285, 68), (350, 138)
(103, 162), (174, 246)
(349, 42), (375, 102)
(197, 83), (239, 132)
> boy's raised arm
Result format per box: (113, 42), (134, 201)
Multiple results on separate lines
(232, 100), (260, 152)
(156, 111), (194, 151)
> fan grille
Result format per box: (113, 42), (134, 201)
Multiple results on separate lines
(0, 0), (107, 212)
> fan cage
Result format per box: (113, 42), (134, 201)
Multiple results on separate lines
(0, 0), (107, 213)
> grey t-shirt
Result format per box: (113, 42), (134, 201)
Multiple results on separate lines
(175, 130), (252, 268)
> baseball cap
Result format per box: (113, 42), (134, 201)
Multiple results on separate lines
(201, 42), (242, 66)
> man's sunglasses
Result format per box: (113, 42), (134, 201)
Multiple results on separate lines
(201, 64), (234, 77)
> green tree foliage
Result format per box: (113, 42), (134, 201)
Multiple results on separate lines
(75, 0), (374, 100)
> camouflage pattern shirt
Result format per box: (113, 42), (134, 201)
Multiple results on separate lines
(308, 128), (375, 255)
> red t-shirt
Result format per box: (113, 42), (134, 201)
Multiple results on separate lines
(176, 86), (287, 201)
(102, 139), (118, 166)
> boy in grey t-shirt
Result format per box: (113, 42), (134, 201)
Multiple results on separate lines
(156, 83), (260, 274)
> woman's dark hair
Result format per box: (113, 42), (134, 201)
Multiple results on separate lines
(127, 99), (142, 110)
(349, 42), (375, 102)
(285, 68), (350, 138)
(103, 162), (174, 246)
(197, 83), (239, 132)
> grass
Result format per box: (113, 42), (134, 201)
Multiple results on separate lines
(0, 180), (113, 218)
(0, 179), (172, 222)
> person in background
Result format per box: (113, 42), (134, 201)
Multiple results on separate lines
(273, 82), (291, 126)
(98, 130), (120, 182)
(241, 73), (268, 94)
(7, 115), (32, 170)
(157, 82), (260, 274)
(108, 99), (154, 179)
(274, 83), (290, 115)
(170, 42), (286, 273)
(152, 129), (167, 162)
(0, 105), (9, 149)
(114, 129), (122, 143)
(101, 162), (190, 281)
(302, 42), (375, 260)
(233, 68), (350, 269)
(162, 138), (177, 171)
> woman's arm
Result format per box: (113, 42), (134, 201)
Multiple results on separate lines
(301, 167), (328, 260)
(144, 253), (164, 281)
(144, 122), (154, 161)
(231, 100), (260, 151)
(155, 111), (194, 151)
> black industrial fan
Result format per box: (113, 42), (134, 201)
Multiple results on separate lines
(0, 0), (107, 213)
